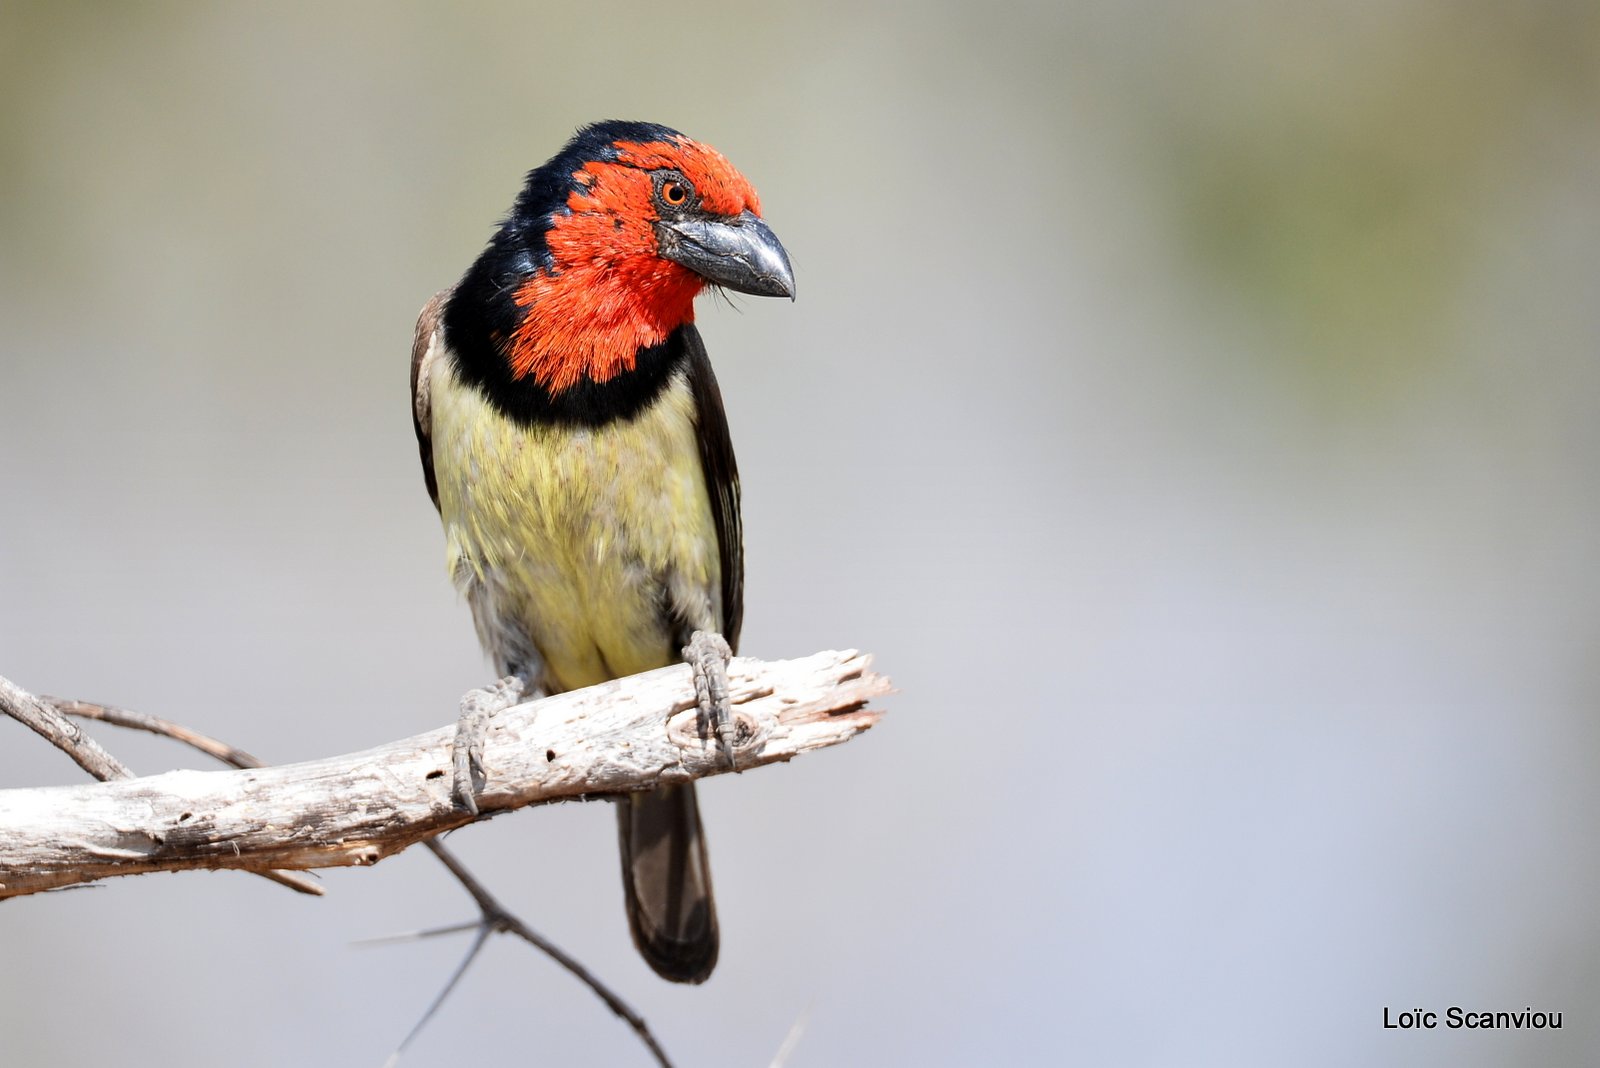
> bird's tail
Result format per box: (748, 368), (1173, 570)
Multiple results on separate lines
(616, 782), (718, 983)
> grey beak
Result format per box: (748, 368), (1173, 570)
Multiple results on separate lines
(656, 210), (796, 299)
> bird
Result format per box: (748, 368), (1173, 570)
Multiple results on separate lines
(409, 121), (794, 984)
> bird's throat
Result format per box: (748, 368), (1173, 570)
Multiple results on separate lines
(507, 261), (703, 395)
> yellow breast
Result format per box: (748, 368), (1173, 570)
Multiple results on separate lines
(428, 355), (720, 690)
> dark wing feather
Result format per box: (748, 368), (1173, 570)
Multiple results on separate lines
(680, 324), (743, 653)
(410, 288), (453, 513)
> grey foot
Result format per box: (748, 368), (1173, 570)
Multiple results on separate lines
(451, 675), (524, 814)
(683, 630), (734, 768)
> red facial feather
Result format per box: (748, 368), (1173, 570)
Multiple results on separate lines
(611, 138), (761, 217)
(506, 137), (762, 392)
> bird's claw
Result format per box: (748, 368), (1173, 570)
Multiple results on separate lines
(451, 675), (525, 814)
(683, 630), (735, 768)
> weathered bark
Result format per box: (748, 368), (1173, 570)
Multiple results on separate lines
(0, 650), (886, 898)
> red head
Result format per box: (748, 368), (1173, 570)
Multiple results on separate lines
(446, 122), (794, 408)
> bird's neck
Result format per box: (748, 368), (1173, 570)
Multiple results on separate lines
(443, 277), (698, 429)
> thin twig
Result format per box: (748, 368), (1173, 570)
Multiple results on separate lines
(769, 999), (814, 1068)
(425, 839), (674, 1068)
(380, 921), (493, 1068)
(47, 695), (265, 768)
(353, 920), (482, 947)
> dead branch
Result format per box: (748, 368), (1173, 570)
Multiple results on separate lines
(35, 683), (680, 1066)
(0, 674), (132, 781)
(0, 674), (322, 897)
(0, 650), (886, 898)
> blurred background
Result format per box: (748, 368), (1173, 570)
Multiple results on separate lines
(2, 1), (1597, 1065)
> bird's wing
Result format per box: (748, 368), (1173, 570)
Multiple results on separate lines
(680, 324), (743, 653)
(411, 288), (453, 514)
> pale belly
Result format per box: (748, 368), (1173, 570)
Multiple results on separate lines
(429, 360), (721, 690)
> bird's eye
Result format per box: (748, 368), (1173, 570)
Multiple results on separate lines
(653, 171), (695, 210)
